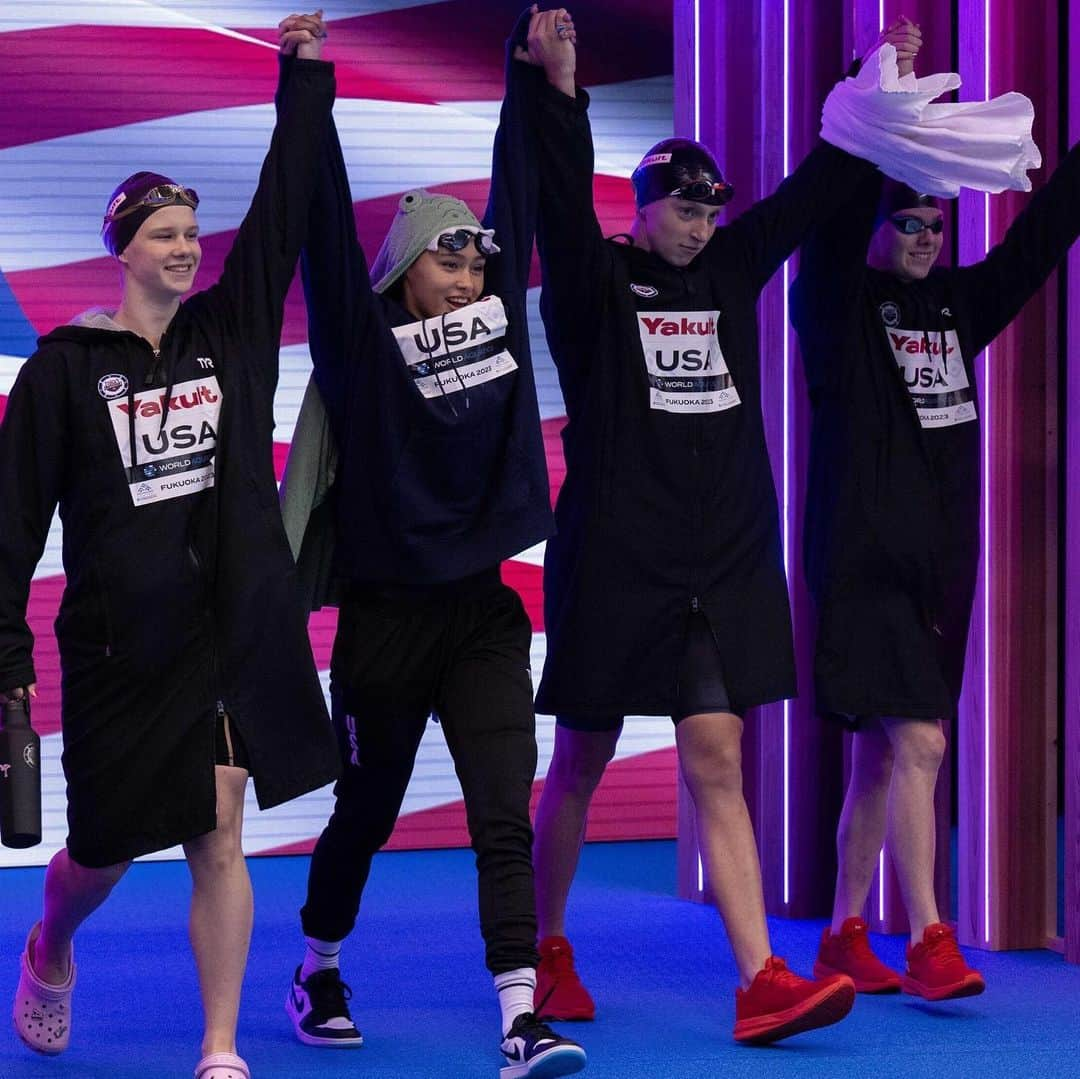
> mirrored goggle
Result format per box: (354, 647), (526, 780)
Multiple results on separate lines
(890, 214), (944, 235)
(431, 229), (500, 256)
(669, 179), (735, 206)
(105, 184), (200, 224)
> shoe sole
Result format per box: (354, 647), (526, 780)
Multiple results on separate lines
(734, 978), (856, 1045)
(285, 994), (364, 1048)
(901, 973), (986, 1001)
(500, 1044), (587, 1079)
(12, 1012), (66, 1056)
(813, 959), (901, 994)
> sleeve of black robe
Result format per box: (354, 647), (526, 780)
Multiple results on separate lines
(0, 348), (67, 693)
(719, 141), (879, 297)
(789, 169), (883, 394)
(532, 77), (614, 400)
(203, 56), (335, 406)
(949, 139), (1080, 355)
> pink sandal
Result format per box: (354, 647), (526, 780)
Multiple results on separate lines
(194, 1051), (251, 1079)
(12, 922), (76, 1055)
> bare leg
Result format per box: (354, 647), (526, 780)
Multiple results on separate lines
(830, 719), (894, 933)
(676, 712), (770, 989)
(533, 724), (621, 938)
(881, 717), (946, 943)
(33, 852), (131, 983)
(183, 765), (252, 1058)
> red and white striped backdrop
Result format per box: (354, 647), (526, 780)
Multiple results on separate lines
(0, 1), (678, 866)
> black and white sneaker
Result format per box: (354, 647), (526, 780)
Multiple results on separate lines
(500, 1011), (587, 1078)
(285, 966), (364, 1048)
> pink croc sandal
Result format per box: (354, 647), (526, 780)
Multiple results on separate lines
(12, 922), (76, 1055)
(194, 1052), (251, 1079)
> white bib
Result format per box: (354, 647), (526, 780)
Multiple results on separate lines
(636, 310), (740, 415)
(393, 295), (518, 400)
(887, 328), (976, 429)
(106, 375), (222, 506)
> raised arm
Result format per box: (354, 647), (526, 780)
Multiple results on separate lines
(790, 21), (919, 354)
(0, 353), (67, 698)
(206, 13), (335, 365)
(950, 139), (1080, 354)
(516, 8), (612, 384)
(723, 20), (922, 293)
(297, 104), (380, 437)
(789, 169), (882, 365)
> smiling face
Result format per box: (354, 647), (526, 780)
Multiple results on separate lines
(867, 205), (945, 283)
(634, 197), (720, 268)
(118, 205), (201, 299)
(400, 248), (486, 320)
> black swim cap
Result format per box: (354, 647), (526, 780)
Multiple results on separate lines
(631, 138), (733, 209)
(875, 178), (939, 225)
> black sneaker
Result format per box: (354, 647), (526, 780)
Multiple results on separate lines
(285, 966), (364, 1048)
(499, 1011), (586, 1078)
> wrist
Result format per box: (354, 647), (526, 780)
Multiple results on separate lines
(545, 65), (576, 95)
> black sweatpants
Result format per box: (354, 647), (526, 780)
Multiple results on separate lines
(300, 569), (540, 974)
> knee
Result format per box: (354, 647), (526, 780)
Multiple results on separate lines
(547, 735), (617, 799)
(680, 735), (743, 798)
(893, 723), (946, 775)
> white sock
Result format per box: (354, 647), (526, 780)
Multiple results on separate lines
(300, 935), (344, 981)
(494, 967), (537, 1036)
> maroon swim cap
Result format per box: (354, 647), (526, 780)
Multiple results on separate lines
(101, 172), (199, 256)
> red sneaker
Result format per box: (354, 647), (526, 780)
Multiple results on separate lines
(902, 923), (986, 1001)
(814, 917), (902, 993)
(534, 936), (596, 1021)
(734, 956), (855, 1044)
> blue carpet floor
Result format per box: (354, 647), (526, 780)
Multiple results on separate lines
(2, 840), (1078, 1079)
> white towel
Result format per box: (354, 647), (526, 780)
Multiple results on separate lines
(821, 44), (1042, 197)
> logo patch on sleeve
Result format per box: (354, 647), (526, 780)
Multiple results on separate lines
(636, 310), (740, 415)
(105, 375), (223, 505)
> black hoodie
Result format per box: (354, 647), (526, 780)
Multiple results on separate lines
(791, 141), (1080, 719)
(293, 11), (553, 587)
(0, 58), (340, 867)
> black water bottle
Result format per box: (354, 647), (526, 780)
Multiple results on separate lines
(0, 695), (42, 848)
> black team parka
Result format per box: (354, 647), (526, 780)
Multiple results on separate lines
(528, 78), (881, 718)
(0, 58), (340, 867)
(790, 142), (1080, 720)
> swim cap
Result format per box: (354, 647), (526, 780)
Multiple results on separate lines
(631, 138), (733, 209)
(102, 172), (199, 256)
(875, 179), (939, 225)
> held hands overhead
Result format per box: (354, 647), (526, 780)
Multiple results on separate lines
(279, 9), (328, 59)
(870, 15), (922, 78)
(514, 5), (578, 97)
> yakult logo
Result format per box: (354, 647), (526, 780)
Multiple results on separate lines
(114, 384), (219, 419)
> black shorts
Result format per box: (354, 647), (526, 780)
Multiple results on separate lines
(557, 612), (738, 732)
(215, 709), (251, 770)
